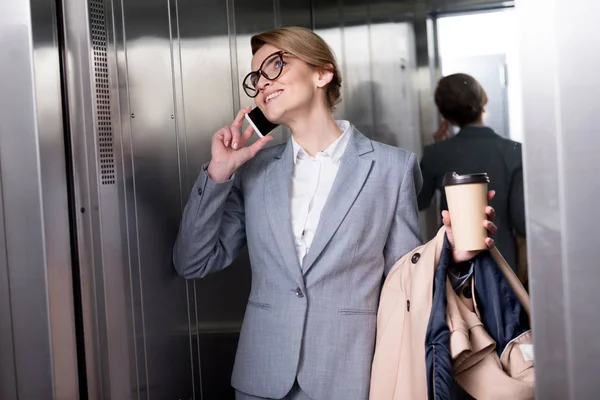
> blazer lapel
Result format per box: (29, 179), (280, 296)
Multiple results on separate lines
(301, 128), (374, 274)
(264, 140), (304, 286)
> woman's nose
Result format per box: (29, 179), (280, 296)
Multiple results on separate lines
(256, 76), (271, 92)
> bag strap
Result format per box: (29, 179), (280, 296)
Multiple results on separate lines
(433, 227), (531, 316)
(490, 247), (531, 316)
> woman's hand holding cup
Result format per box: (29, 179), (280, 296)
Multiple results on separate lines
(442, 171), (497, 263)
(443, 190), (497, 263)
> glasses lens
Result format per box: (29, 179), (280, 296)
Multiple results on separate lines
(261, 53), (284, 80)
(243, 73), (259, 97)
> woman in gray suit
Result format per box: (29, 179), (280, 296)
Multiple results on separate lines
(173, 27), (497, 400)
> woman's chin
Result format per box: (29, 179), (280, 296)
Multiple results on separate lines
(264, 107), (285, 124)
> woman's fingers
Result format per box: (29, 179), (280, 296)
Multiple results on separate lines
(442, 210), (451, 227)
(485, 205), (496, 222)
(230, 107), (252, 148)
(219, 126), (233, 148)
(238, 124), (256, 148)
(484, 219), (497, 235)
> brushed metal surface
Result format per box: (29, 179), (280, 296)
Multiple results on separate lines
(63, 0), (138, 397)
(117, 0), (194, 398)
(0, 0), (79, 398)
(518, 0), (600, 398)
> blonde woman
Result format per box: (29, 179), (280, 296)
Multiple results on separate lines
(173, 27), (496, 400)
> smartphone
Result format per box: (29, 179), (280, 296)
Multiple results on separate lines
(244, 106), (279, 138)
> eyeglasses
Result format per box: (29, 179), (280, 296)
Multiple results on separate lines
(243, 51), (290, 98)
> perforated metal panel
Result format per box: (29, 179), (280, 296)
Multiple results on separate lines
(89, 0), (115, 185)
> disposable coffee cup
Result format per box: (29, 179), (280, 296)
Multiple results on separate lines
(443, 172), (490, 251)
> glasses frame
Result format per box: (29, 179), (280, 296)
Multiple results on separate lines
(242, 51), (291, 98)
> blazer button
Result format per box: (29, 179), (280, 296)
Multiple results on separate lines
(197, 187), (203, 196)
(411, 253), (421, 264)
(295, 288), (304, 298)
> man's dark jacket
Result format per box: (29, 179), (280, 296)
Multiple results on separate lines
(418, 126), (525, 270)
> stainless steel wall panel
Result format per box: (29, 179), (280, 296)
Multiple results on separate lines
(168, 0), (202, 397)
(64, 0), (138, 397)
(0, 0), (79, 398)
(91, 0), (136, 395)
(119, 0), (193, 398)
(176, 0), (236, 184)
(175, 1), (251, 398)
(368, 22), (421, 153)
(312, 0), (346, 118)
(516, 2), (568, 398)
(106, 0), (150, 397)
(0, 171), (17, 400)
(177, 2), (281, 398)
(177, 0), (252, 324)
(61, 0), (107, 396)
(519, 0), (600, 398)
(312, 1), (420, 151)
(340, 2), (374, 137)
(31, 7), (81, 400)
(0, 3), (54, 394)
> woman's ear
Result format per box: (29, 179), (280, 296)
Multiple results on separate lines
(315, 65), (334, 88)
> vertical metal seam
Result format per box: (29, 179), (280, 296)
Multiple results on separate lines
(173, 0), (189, 199)
(55, 0), (93, 394)
(227, 0), (241, 117)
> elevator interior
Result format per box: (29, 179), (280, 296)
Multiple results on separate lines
(79, 2), (422, 398)
(3, 0), (600, 399)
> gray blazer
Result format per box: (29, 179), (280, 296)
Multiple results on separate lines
(173, 125), (422, 400)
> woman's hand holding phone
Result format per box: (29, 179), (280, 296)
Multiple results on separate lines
(207, 107), (273, 182)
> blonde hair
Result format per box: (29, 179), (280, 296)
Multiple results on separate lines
(251, 26), (342, 111)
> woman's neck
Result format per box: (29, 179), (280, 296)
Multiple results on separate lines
(286, 106), (342, 157)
